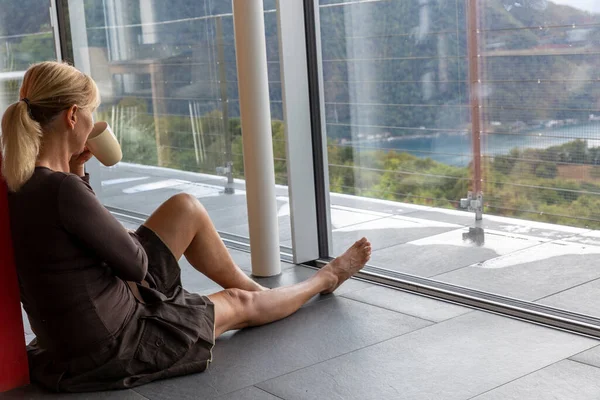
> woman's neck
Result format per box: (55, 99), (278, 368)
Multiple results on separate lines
(36, 133), (72, 173)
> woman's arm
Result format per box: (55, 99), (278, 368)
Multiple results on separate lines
(58, 174), (148, 281)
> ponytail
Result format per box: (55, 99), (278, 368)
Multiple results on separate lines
(1, 101), (42, 192)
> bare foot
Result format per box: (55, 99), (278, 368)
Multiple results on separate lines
(319, 237), (371, 294)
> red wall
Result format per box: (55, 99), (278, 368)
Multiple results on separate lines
(0, 157), (30, 391)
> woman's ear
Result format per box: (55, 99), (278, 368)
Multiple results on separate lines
(65, 105), (79, 129)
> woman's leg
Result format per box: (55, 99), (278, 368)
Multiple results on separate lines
(208, 237), (371, 337)
(142, 193), (266, 292)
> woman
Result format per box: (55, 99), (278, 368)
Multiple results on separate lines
(1, 61), (371, 392)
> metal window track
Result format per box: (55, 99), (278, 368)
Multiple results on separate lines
(303, 259), (600, 340)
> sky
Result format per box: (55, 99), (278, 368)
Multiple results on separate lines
(551, 0), (600, 13)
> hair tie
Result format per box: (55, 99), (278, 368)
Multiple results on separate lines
(20, 98), (30, 107)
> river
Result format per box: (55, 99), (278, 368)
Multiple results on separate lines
(349, 122), (600, 166)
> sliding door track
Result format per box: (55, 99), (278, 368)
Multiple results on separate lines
(302, 259), (600, 340)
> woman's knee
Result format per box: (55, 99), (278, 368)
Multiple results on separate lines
(212, 288), (257, 332)
(225, 288), (258, 322)
(223, 288), (255, 308)
(168, 193), (206, 216)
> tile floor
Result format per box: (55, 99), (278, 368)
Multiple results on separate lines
(5, 248), (600, 400)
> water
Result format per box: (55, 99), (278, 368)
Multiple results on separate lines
(352, 123), (600, 167)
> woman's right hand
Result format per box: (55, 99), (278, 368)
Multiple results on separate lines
(69, 147), (94, 177)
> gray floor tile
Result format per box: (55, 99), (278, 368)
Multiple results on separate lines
(257, 311), (598, 400)
(479, 216), (589, 241)
(213, 387), (281, 400)
(222, 216), (293, 243)
(537, 278), (600, 318)
(196, 194), (250, 212)
(329, 206), (391, 230)
(134, 297), (431, 399)
(570, 344), (600, 367)
(226, 248), (254, 270)
(435, 240), (600, 301)
(0, 386), (146, 400)
(563, 229), (600, 247)
(25, 334), (35, 345)
(179, 258), (223, 294)
(342, 286), (472, 322)
(369, 228), (542, 277)
(401, 208), (476, 226)
(104, 184), (248, 217)
(100, 179), (164, 199)
(21, 307), (32, 336)
(471, 359), (600, 400)
(178, 251), (296, 295)
(331, 215), (461, 255)
(404, 210), (589, 241)
(21, 307), (35, 345)
(103, 195), (165, 215)
(222, 247), (295, 274)
(329, 194), (423, 215)
(207, 205), (251, 232)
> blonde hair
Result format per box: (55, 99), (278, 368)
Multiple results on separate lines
(0, 61), (100, 192)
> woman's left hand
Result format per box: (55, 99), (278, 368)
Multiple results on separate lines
(69, 147), (94, 177)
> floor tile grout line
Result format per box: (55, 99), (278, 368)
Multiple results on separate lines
(429, 237), (559, 281)
(331, 214), (394, 233)
(363, 225), (463, 255)
(464, 356), (583, 400)
(252, 385), (286, 399)
(131, 388), (152, 400)
(568, 342), (600, 360)
(567, 356), (600, 371)
(519, 232), (600, 304)
(391, 228), (565, 279)
(339, 294), (440, 324)
(256, 309), (480, 392)
(369, 227), (553, 281)
(339, 285), (479, 321)
(425, 255), (503, 279)
(366, 240), (411, 254)
(533, 275), (600, 303)
(332, 210), (466, 237)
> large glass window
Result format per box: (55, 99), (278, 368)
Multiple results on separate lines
(317, 0), (471, 255)
(479, 0), (600, 228)
(316, 0), (600, 320)
(64, 0), (292, 248)
(443, 0), (600, 315)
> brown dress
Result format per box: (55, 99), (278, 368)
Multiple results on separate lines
(8, 167), (215, 392)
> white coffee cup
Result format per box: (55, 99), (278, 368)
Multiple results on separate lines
(86, 122), (122, 167)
